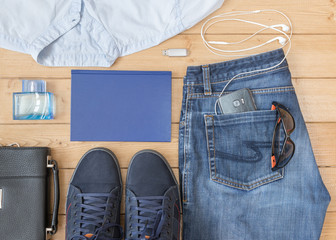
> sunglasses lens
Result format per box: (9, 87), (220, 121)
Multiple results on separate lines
(278, 108), (295, 134)
(276, 138), (295, 169)
(273, 122), (282, 160)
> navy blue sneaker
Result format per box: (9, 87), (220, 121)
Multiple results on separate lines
(66, 148), (123, 240)
(125, 150), (181, 240)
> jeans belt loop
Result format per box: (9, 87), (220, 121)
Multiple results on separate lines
(202, 65), (212, 96)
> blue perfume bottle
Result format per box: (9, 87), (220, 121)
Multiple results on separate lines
(13, 80), (56, 120)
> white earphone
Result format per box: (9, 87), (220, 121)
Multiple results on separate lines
(200, 9), (293, 114)
(272, 24), (290, 32)
(201, 11), (292, 57)
(267, 36), (287, 46)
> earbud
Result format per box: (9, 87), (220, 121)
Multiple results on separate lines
(278, 37), (287, 45)
(272, 24), (290, 32)
(265, 37), (287, 46)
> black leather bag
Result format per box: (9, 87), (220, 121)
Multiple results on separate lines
(0, 146), (59, 240)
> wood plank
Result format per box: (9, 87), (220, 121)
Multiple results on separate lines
(0, 78), (182, 124)
(1, 35), (336, 79)
(1, 78), (336, 124)
(320, 168), (336, 212)
(0, 78), (70, 124)
(293, 79), (336, 123)
(320, 211), (336, 240)
(184, 0), (336, 35)
(0, 122), (335, 168)
(0, 124), (179, 169)
(307, 123), (336, 167)
(50, 210), (336, 240)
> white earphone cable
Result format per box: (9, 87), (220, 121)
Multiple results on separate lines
(201, 12), (292, 56)
(200, 9), (293, 114)
(203, 19), (289, 53)
(214, 39), (291, 114)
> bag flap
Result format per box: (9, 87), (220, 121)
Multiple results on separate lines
(0, 147), (49, 177)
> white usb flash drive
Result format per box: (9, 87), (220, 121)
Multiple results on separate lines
(162, 49), (189, 57)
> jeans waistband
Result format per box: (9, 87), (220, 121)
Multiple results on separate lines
(185, 48), (288, 86)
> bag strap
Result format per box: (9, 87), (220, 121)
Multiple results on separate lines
(47, 158), (59, 236)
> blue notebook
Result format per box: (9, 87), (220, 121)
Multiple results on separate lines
(71, 70), (171, 142)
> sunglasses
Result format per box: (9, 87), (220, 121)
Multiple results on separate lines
(271, 102), (295, 171)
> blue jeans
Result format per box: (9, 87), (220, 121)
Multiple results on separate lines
(179, 49), (330, 240)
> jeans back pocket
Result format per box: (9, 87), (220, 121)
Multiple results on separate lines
(204, 110), (284, 191)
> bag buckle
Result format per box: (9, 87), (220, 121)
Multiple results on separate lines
(46, 227), (56, 240)
(47, 155), (54, 168)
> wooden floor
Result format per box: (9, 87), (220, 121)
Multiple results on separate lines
(0, 0), (336, 239)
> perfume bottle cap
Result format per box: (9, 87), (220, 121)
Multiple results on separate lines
(22, 80), (46, 93)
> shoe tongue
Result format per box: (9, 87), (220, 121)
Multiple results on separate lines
(140, 210), (164, 239)
(81, 196), (105, 237)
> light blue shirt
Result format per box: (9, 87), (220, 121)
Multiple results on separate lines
(0, 0), (224, 67)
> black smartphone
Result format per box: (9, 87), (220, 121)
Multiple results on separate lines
(218, 88), (257, 114)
